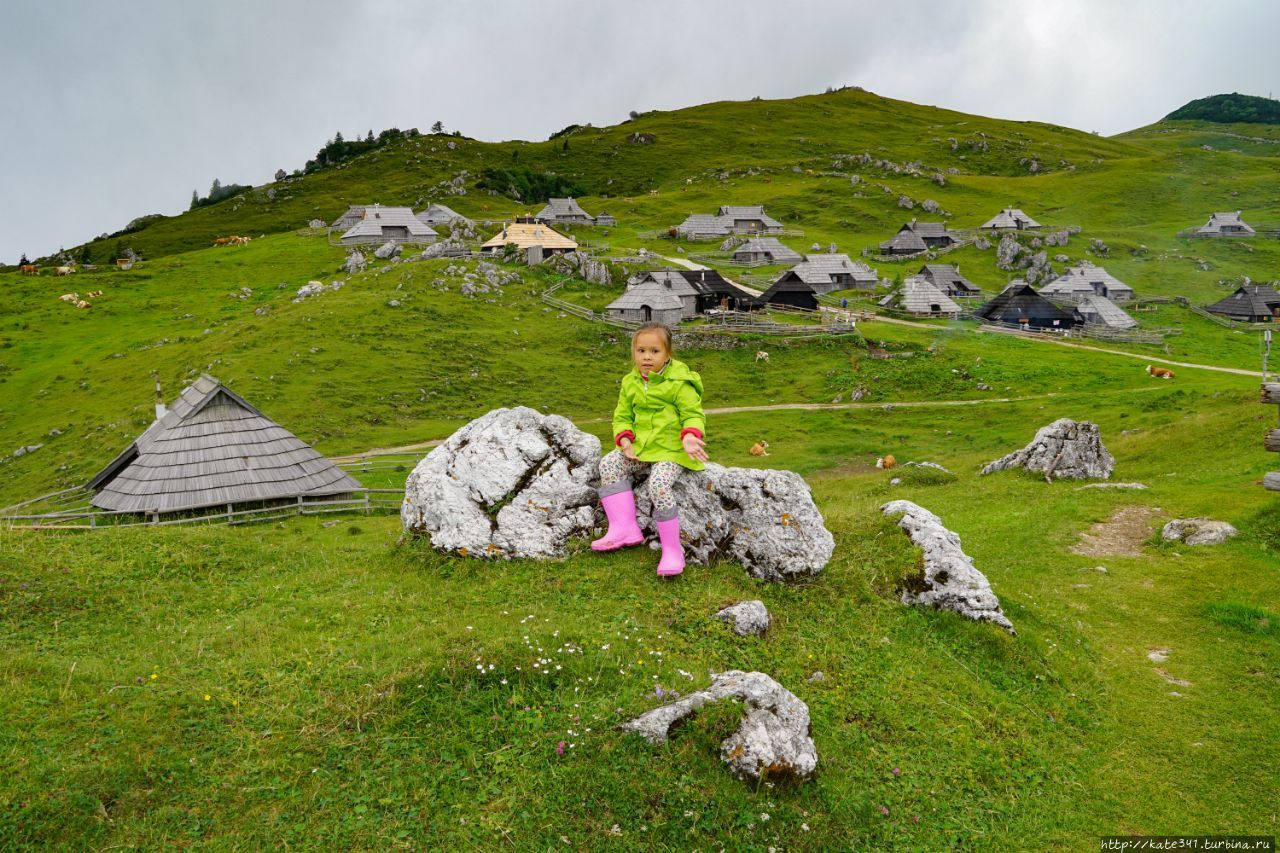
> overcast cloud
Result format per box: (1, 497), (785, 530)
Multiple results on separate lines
(2, 0), (1276, 263)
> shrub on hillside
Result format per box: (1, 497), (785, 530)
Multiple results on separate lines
(475, 166), (586, 203)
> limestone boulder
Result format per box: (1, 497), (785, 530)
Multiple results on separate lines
(714, 600), (771, 637)
(882, 500), (1015, 634)
(628, 462), (834, 582)
(981, 418), (1113, 481)
(620, 670), (817, 782)
(401, 407), (600, 559)
(1161, 517), (1238, 546)
(374, 240), (401, 259)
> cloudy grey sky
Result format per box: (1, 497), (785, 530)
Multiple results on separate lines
(2, 0), (1276, 264)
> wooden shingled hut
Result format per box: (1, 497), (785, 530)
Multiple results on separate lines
(606, 278), (684, 326)
(980, 208), (1041, 230)
(755, 276), (818, 310)
(534, 197), (595, 225)
(917, 264), (980, 298)
(416, 203), (474, 228)
(1196, 211), (1256, 237)
(879, 276), (962, 317)
(330, 204), (370, 229)
(785, 254), (878, 292)
(975, 281), (1081, 330)
(879, 220), (958, 255)
(731, 237), (803, 265)
(667, 268), (758, 313)
(340, 205), (438, 245)
(87, 374), (361, 516)
(480, 218), (578, 255)
(1205, 285), (1280, 323)
(1076, 294), (1138, 329)
(634, 271), (700, 318)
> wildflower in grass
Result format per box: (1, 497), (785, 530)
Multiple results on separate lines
(877, 805), (890, 817)
(760, 813), (770, 822)
(892, 767), (901, 777)
(555, 741), (566, 755)
(135, 676), (143, 685)
(912, 815), (921, 824)
(150, 673), (158, 680)
(203, 694), (211, 701)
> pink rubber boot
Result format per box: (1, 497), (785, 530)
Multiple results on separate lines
(655, 516), (685, 577)
(591, 490), (644, 551)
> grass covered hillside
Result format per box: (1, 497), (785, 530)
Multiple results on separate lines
(2, 89), (1279, 848)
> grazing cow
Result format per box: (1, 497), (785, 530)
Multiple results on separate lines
(213, 236), (234, 246)
(876, 454), (897, 470)
(58, 293), (77, 302)
(73, 300), (90, 309)
(1145, 364), (1175, 379)
(20, 264), (38, 275)
(55, 266), (75, 276)
(85, 290), (103, 298)
(755, 350), (770, 363)
(750, 440), (770, 457)
(116, 259), (132, 268)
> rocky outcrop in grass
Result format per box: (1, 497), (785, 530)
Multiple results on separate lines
(620, 670), (817, 782)
(981, 418), (1114, 481)
(882, 500), (1015, 634)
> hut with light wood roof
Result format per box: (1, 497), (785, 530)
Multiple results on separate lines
(879, 276), (962, 317)
(480, 218), (578, 255)
(87, 374), (361, 516)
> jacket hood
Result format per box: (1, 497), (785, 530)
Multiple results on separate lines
(635, 358), (702, 395)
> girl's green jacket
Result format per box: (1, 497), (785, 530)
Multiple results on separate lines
(611, 358), (706, 471)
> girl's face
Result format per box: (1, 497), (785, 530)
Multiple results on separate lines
(632, 331), (670, 374)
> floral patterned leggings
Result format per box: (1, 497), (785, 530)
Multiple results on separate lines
(598, 449), (683, 521)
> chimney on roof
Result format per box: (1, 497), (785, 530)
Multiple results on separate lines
(152, 372), (166, 419)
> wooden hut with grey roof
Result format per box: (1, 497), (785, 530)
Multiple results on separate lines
(87, 374), (361, 515)
(785, 254), (878, 293)
(330, 204), (371, 229)
(340, 205), (438, 245)
(980, 208), (1041, 230)
(606, 278), (684, 326)
(917, 264), (980, 298)
(416, 203), (474, 229)
(879, 276), (962, 317)
(534, 197), (596, 225)
(1196, 211), (1256, 237)
(880, 220), (958, 255)
(731, 237), (803, 265)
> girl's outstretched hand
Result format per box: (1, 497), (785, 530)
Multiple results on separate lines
(682, 433), (709, 463)
(620, 438), (638, 460)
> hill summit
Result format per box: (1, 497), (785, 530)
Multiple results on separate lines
(1165, 92), (1280, 125)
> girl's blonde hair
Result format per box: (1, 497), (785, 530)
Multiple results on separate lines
(633, 322), (674, 356)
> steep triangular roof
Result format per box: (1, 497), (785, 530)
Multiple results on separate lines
(880, 228), (928, 253)
(1197, 211), (1256, 236)
(330, 204), (370, 228)
(88, 375), (361, 514)
(607, 278), (683, 311)
(1205, 284), (1280, 321)
(976, 282), (1080, 326)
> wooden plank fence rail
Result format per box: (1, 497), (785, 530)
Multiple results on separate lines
(1, 488), (405, 531)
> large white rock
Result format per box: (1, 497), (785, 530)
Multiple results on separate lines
(881, 500), (1015, 634)
(401, 407), (600, 559)
(1161, 517), (1238, 546)
(981, 418), (1114, 481)
(620, 670), (817, 782)
(402, 408), (835, 580)
(628, 462), (834, 582)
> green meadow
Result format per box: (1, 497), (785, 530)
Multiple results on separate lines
(1, 88), (1278, 848)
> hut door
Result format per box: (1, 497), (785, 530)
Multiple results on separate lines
(643, 305), (652, 322)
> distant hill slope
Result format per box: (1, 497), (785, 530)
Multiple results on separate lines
(1166, 93), (1280, 125)
(49, 87), (1141, 263)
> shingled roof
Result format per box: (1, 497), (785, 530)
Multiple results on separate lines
(535, 197), (594, 222)
(732, 237), (803, 264)
(789, 254), (879, 286)
(416, 203), (473, 227)
(879, 277), (962, 316)
(976, 281), (1081, 328)
(981, 208), (1041, 230)
(1076, 295), (1138, 329)
(340, 206), (438, 242)
(87, 375), (361, 514)
(1205, 284), (1280, 322)
(480, 221), (578, 251)
(918, 263), (980, 296)
(1197, 211), (1256, 236)
(330, 204), (371, 228)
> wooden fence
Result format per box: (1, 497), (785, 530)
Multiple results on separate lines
(0, 488), (405, 531)
(861, 238), (977, 264)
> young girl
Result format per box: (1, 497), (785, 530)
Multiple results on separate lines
(591, 322), (709, 577)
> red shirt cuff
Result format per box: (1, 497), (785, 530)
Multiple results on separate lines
(680, 427), (703, 441)
(615, 430), (635, 447)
